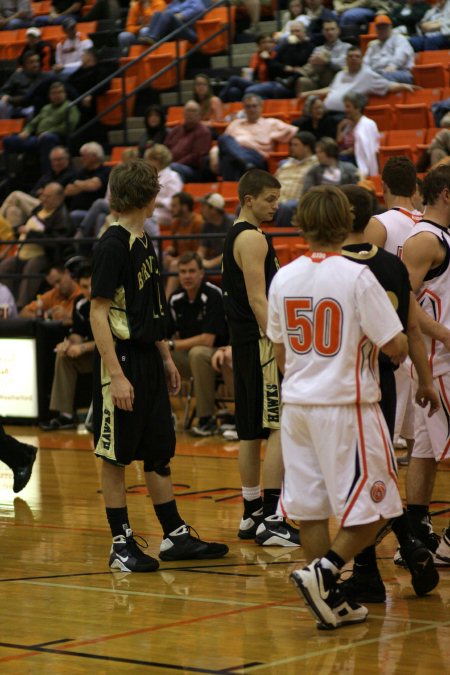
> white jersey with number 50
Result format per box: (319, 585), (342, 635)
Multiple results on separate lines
(267, 252), (403, 405)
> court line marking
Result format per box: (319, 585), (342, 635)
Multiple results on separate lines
(240, 619), (450, 672)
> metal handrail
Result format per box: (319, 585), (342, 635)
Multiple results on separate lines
(68, 0), (234, 143)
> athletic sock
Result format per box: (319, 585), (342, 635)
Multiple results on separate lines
(391, 511), (412, 549)
(106, 506), (130, 539)
(263, 488), (281, 518)
(353, 545), (379, 574)
(242, 485), (262, 518)
(406, 504), (430, 539)
(320, 550), (345, 577)
(154, 500), (184, 536)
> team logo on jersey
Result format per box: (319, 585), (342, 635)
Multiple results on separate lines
(370, 481), (386, 503)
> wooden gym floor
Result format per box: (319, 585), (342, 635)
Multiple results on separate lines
(0, 414), (449, 674)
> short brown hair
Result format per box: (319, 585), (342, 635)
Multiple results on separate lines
(294, 185), (353, 245)
(422, 164), (450, 206)
(238, 169), (281, 205)
(340, 185), (373, 233)
(178, 251), (203, 269)
(109, 159), (160, 213)
(382, 156), (416, 197)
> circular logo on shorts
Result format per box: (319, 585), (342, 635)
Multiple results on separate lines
(371, 481), (386, 503)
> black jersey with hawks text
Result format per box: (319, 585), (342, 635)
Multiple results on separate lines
(92, 223), (168, 344)
(222, 221), (279, 345)
(342, 243), (410, 369)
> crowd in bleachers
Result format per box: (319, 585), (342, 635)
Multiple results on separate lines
(1, 0), (450, 432)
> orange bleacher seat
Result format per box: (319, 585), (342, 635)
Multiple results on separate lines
(166, 106), (184, 128)
(121, 41), (188, 91)
(96, 76), (137, 125)
(386, 128), (425, 147)
(218, 181), (239, 212)
(359, 34), (374, 55)
(367, 174), (383, 201)
(195, 6), (236, 55)
(415, 49), (450, 65)
(404, 87), (442, 106)
(412, 64), (447, 88)
(267, 151), (288, 175)
(273, 244), (291, 266)
(366, 91), (405, 107)
(184, 182), (218, 198)
(293, 243), (309, 258)
(394, 103), (430, 129)
(365, 105), (394, 132)
(32, 1), (52, 16)
(262, 99), (290, 122)
(0, 118), (24, 149)
(378, 146), (414, 171)
(425, 127), (441, 144)
(105, 146), (138, 166)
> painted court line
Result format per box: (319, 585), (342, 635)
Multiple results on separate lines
(241, 620), (450, 672)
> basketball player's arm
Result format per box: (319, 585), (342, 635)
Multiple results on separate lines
(406, 293), (440, 417)
(364, 217), (387, 248)
(403, 232), (450, 349)
(156, 341), (181, 396)
(235, 230), (269, 334)
(380, 332), (408, 365)
(273, 341), (286, 375)
(90, 297), (135, 411)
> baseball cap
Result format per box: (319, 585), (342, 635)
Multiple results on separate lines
(374, 14), (392, 26)
(199, 193), (225, 211)
(26, 27), (42, 37)
(62, 16), (77, 30)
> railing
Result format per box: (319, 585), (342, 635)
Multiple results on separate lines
(67, 0), (234, 145)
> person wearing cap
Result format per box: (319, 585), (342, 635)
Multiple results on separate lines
(18, 28), (54, 71)
(0, 51), (50, 119)
(0, 0), (33, 29)
(168, 251), (229, 438)
(35, 0), (85, 26)
(197, 193), (233, 271)
(409, 0), (450, 51)
(363, 15), (414, 84)
(52, 16), (93, 78)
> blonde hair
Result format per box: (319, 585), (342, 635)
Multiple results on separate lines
(294, 186), (353, 245)
(144, 143), (173, 169)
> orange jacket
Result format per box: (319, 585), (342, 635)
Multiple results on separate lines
(126, 0), (166, 34)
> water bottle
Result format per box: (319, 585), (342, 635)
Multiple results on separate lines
(35, 295), (44, 319)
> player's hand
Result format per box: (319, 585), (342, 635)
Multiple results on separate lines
(440, 329), (450, 353)
(415, 384), (440, 418)
(211, 348), (225, 372)
(66, 344), (82, 358)
(389, 333), (409, 366)
(164, 358), (181, 395)
(110, 372), (134, 411)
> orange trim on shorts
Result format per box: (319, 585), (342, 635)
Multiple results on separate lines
(438, 375), (450, 461)
(374, 404), (398, 484)
(355, 337), (367, 404)
(341, 403), (368, 526)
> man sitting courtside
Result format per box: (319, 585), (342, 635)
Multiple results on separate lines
(168, 252), (228, 437)
(20, 262), (81, 325)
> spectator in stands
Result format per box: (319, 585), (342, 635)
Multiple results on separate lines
(0, 0), (33, 29)
(66, 47), (109, 138)
(302, 136), (358, 192)
(0, 52), (51, 120)
(292, 94), (337, 139)
(163, 191), (203, 298)
(303, 0), (337, 45)
(165, 100), (212, 182)
(20, 261), (81, 323)
(389, 0), (429, 37)
(363, 15), (414, 83)
(409, 0), (450, 51)
(197, 193), (233, 271)
(337, 92), (379, 177)
(0, 183), (73, 308)
(52, 16), (93, 78)
(192, 74), (224, 126)
(118, 0), (166, 52)
(18, 28), (54, 72)
(144, 144), (183, 228)
(79, 0), (120, 22)
(65, 141), (110, 227)
(334, 0), (378, 28)
(274, 131), (318, 227)
(296, 19), (351, 94)
(0, 146), (74, 229)
(3, 82), (80, 174)
(0, 282), (17, 318)
(35, 0), (85, 25)
(168, 251), (228, 437)
(301, 46), (415, 113)
(219, 33), (276, 103)
(275, 0), (309, 41)
(40, 265), (94, 430)
(144, 0), (204, 45)
(138, 105), (167, 157)
(217, 94), (298, 181)
(246, 23), (314, 99)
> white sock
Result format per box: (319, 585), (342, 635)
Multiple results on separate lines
(242, 485), (261, 503)
(319, 557), (340, 577)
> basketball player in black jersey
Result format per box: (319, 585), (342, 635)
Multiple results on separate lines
(90, 159), (228, 572)
(339, 185), (439, 600)
(221, 169), (300, 546)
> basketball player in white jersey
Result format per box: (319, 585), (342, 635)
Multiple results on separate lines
(365, 157), (422, 463)
(402, 164), (450, 566)
(267, 186), (408, 630)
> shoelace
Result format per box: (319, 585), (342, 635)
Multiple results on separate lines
(126, 534), (150, 554)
